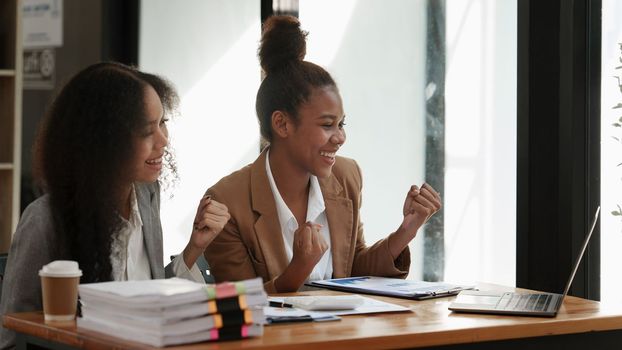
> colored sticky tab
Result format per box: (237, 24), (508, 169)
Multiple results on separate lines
(205, 280), (250, 299)
(238, 295), (247, 309)
(216, 297), (241, 314)
(235, 282), (246, 295)
(222, 310), (245, 326)
(216, 283), (238, 298)
(243, 309), (252, 323)
(214, 314), (223, 329)
(205, 286), (217, 299)
(207, 300), (217, 314)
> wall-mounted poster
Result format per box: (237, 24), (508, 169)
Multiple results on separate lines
(23, 48), (55, 89)
(22, 0), (63, 49)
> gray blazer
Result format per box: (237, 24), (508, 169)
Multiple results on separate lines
(0, 182), (173, 349)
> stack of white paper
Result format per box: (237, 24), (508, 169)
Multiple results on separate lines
(77, 277), (267, 347)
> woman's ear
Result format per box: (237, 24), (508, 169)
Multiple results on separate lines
(271, 110), (290, 139)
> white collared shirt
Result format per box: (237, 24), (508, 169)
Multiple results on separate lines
(110, 185), (152, 281)
(109, 185), (205, 283)
(266, 150), (333, 281)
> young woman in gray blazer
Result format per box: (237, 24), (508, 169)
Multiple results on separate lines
(0, 62), (230, 349)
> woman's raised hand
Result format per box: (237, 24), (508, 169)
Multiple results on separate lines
(275, 222), (328, 292)
(400, 183), (441, 235)
(190, 195), (230, 250)
(388, 183), (442, 258)
(290, 222), (328, 271)
(183, 194), (230, 269)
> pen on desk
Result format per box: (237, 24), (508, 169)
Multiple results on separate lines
(269, 301), (293, 308)
(267, 315), (314, 324)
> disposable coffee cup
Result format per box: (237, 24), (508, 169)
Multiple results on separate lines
(39, 260), (82, 322)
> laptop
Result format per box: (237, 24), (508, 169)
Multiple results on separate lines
(449, 206), (600, 317)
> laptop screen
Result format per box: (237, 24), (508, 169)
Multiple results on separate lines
(560, 206), (601, 298)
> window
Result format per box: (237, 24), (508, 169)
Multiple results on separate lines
(300, 0), (517, 284)
(444, 0), (516, 286)
(601, 0), (622, 305)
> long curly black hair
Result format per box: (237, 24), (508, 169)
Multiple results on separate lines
(33, 62), (179, 283)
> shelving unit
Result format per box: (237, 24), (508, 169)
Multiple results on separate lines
(0, 0), (23, 253)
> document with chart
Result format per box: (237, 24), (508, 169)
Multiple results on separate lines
(308, 276), (474, 300)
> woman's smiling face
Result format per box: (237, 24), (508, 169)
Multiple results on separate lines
(284, 86), (346, 179)
(130, 85), (168, 184)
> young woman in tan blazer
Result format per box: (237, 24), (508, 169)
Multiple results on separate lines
(203, 16), (441, 293)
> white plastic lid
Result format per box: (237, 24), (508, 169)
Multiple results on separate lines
(39, 260), (82, 278)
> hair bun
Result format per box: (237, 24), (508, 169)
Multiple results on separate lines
(259, 15), (307, 74)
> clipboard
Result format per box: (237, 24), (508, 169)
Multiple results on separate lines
(307, 276), (474, 300)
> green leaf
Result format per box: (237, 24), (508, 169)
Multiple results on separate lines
(617, 162), (622, 167)
(618, 116), (622, 123)
(613, 123), (622, 127)
(613, 211), (622, 216)
(614, 103), (622, 109)
(613, 136), (620, 141)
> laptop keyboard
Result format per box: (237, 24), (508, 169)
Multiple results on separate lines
(496, 293), (553, 312)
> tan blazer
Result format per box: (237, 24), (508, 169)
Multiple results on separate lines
(204, 149), (410, 293)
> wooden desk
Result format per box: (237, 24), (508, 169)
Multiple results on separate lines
(4, 285), (622, 350)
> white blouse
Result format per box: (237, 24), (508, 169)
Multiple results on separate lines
(265, 151), (333, 281)
(110, 185), (204, 282)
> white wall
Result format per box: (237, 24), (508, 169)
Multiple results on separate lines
(300, 0), (428, 278)
(139, 0), (261, 261)
(444, 0), (516, 285)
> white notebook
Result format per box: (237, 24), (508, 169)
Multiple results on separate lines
(79, 277), (264, 308)
(78, 317), (264, 347)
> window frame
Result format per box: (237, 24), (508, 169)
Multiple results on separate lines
(516, 0), (601, 300)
